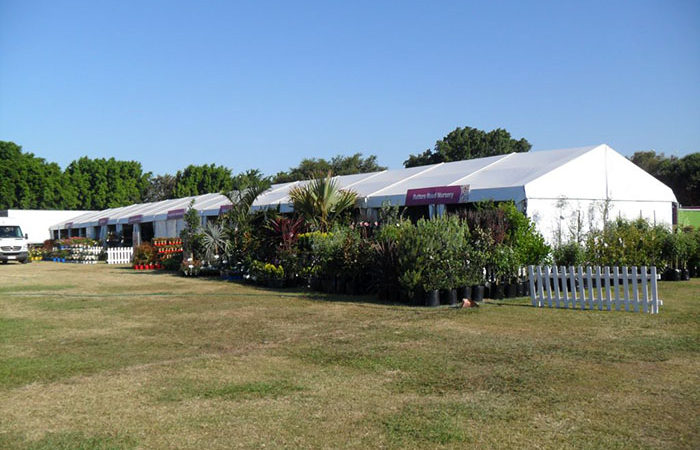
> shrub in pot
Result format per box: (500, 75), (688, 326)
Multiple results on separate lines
(264, 263), (285, 288)
(309, 230), (344, 291)
(340, 227), (373, 295)
(467, 227), (492, 302)
(134, 243), (154, 268)
(372, 224), (403, 301)
(489, 244), (517, 299)
(413, 216), (470, 306)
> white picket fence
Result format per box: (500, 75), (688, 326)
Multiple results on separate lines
(106, 247), (133, 265)
(528, 266), (661, 314)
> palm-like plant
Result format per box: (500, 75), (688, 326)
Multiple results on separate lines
(201, 221), (229, 262)
(222, 171), (272, 271)
(223, 171), (272, 231)
(288, 171), (358, 232)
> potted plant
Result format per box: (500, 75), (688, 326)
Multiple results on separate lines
(264, 263), (285, 288)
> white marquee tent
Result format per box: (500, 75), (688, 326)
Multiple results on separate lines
(49, 144), (678, 244)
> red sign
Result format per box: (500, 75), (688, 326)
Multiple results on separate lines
(98, 218), (109, 226)
(405, 185), (470, 206)
(219, 204), (232, 215)
(128, 214), (143, 224)
(167, 208), (186, 220)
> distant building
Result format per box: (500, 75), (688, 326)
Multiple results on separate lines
(49, 144), (678, 245)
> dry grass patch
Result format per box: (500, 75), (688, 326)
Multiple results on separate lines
(0, 262), (698, 449)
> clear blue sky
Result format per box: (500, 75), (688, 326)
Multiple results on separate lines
(1, 0), (698, 177)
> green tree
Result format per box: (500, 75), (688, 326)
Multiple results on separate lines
(498, 202), (550, 266)
(180, 200), (203, 262)
(274, 153), (386, 183)
(630, 151), (699, 206)
(404, 126), (531, 168)
(64, 157), (150, 209)
(0, 141), (76, 209)
(288, 172), (358, 232)
(143, 174), (176, 202)
(172, 164), (235, 198)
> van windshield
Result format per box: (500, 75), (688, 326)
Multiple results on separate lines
(0, 226), (23, 238)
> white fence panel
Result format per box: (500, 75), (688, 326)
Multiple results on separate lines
(528, 265), (661, 314)
(107, 247), (133, 265)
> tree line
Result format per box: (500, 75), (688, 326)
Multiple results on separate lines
(629, 151), (699, 206)
(2, 126), (696, 210)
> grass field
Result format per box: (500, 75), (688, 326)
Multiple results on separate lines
(0, 263), (698, 449)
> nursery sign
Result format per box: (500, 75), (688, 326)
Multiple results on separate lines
(128, 214), (143, 224)
(167, 208), (186, 220)
(98, 218), (109, 226)
(405, 185), (470, 206)
(65, 222), (73, 229)
(219, 204), (232, 214)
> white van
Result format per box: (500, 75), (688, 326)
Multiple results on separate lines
(0, 218), (29, 264)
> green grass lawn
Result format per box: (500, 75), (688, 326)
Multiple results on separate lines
(0, 263), (698, 449)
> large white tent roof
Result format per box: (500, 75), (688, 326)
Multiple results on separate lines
(50, 144), (677, 230)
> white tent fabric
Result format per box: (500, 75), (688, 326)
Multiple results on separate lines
(49, 144), (678, 243)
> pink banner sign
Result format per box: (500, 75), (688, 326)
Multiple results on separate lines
(128, 214), (143, 224)
(219, 204), (232, 215)
(405, 185), (470, 206)
(167, 208), (186, 220)
(98, 217), (109, 226)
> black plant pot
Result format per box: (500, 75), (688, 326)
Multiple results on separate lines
(471, 285), (484, 302)
(493, 284), (505, 300)
(447, 288), (458, 306)
(459, 285), (472, 301)
(505, 283), (517, 298)
(440, 289), (450, 304)
(321, 278), (334, 293)
(411, 287), (425, 306)
(426, 289), (440, 307)
(345, 280), (357, 295)
(522, 281), (531, 296)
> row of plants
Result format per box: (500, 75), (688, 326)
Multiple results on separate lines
(133, 241), (183, 271)
(39, 238), (105, 263)
(176, 174), (551, 305)
(152, 237), (182, 246)
(551, 218), (700, 280)
(48, 237), (100, 249)
(173, 172), (698, 306)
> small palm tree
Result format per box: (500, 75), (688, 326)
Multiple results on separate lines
(288, 171), (358, 232)
(223, 171), (272, 231)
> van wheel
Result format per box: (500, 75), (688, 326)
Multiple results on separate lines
(1, 261), (7, 264)
(21, 259), (29, 264)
